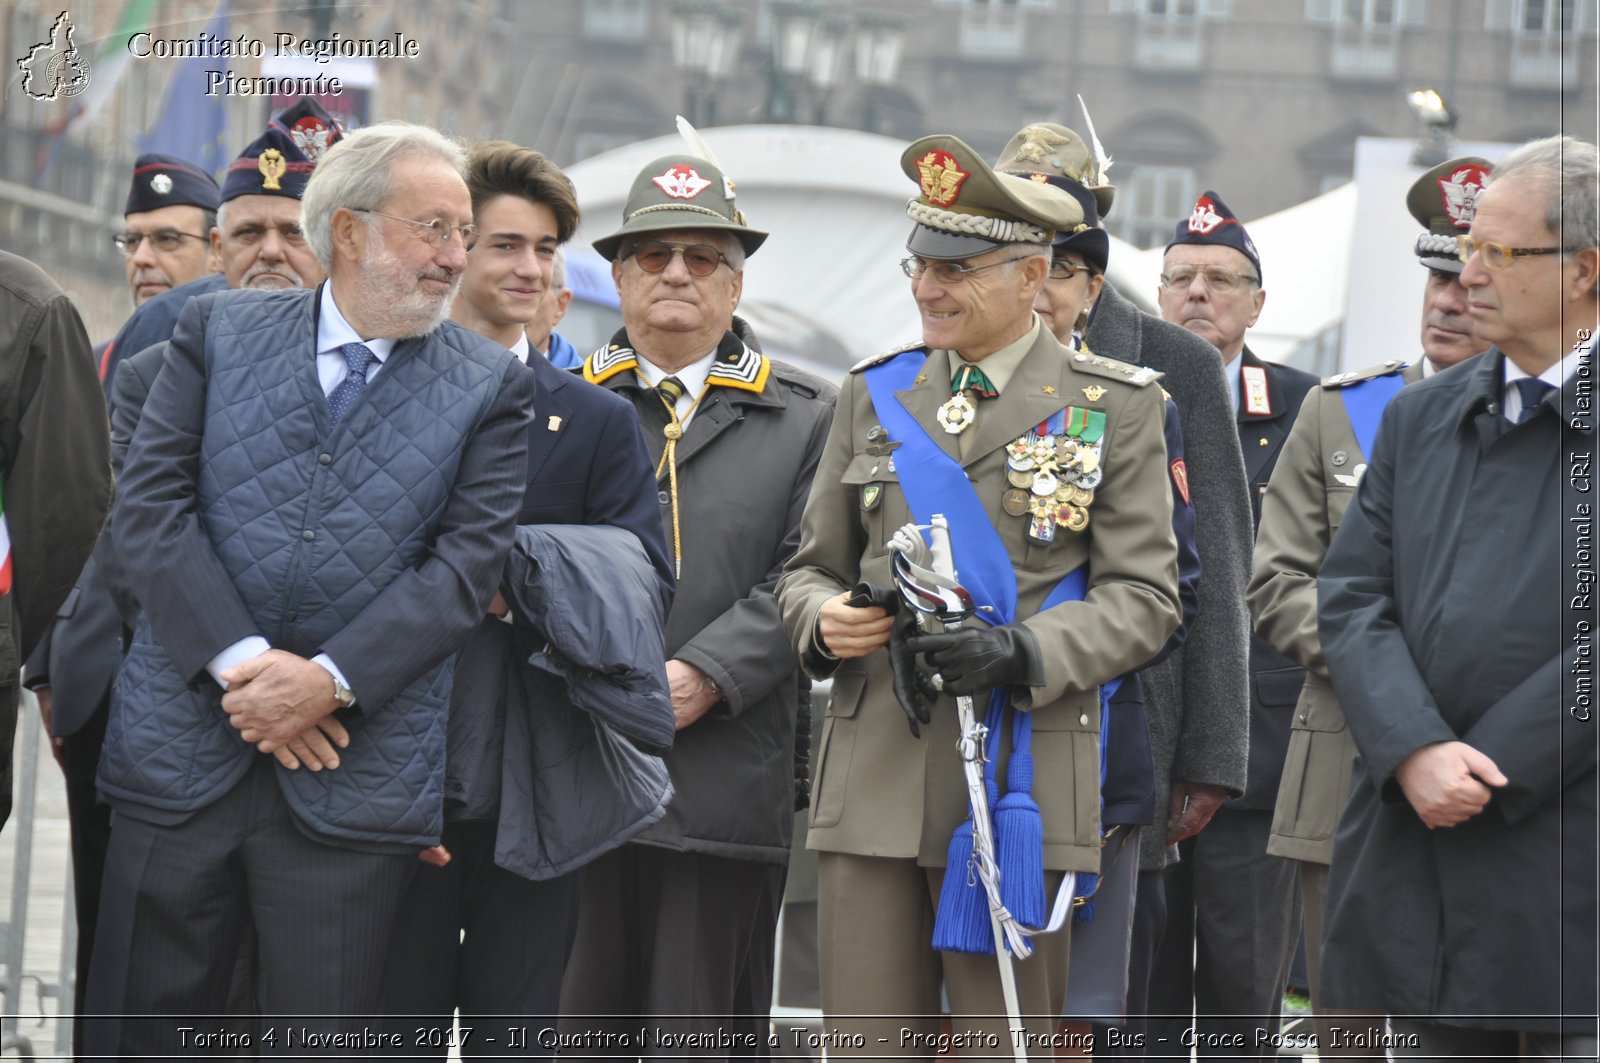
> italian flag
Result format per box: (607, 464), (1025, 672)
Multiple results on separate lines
(0, 480), (11, 597)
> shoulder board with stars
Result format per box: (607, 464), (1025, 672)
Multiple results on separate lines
(1068, 350), (1163, 388)
(706, 340), (770, 393)
(584, 342), (639, 385)
(850, 341), (925, 374)
(1320, 359), (1407, 390)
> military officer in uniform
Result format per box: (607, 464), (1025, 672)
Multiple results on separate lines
(1248, 155), (1490, 1055)
(777, 135), (1181, 1057)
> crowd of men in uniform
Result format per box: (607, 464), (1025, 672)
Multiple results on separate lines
(0, 93), (1594, 1061)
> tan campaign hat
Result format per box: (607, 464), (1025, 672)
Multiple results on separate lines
(994, 122), (1115, 219)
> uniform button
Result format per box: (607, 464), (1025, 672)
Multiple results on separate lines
(1073, 354), (1087, 363)
(1079, 713), (1089, 726)
(302, 530), (315, 542)
(286, 611), (298, 623)
(319, 453), (332, 465)
(1298, 712), (1307, 723)
(658, 490), (670, 505)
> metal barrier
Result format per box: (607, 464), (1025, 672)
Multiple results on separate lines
(1, 690), (75, 1059)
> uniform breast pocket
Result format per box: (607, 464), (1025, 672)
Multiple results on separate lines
(840, 453), (907, 557)
(809, 669), (866, 829)
(1271, 676), (1355, 844)
(1028, 692), (1103, 853)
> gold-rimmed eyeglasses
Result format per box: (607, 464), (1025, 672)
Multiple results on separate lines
(900, 253), (1035, 284)
(353, 208), (478, 249)
(624, 241), (733, 278)
(1455, 235), (1564, 271)
(1047, 259), (1095, 282)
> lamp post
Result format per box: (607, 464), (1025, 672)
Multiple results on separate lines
(670, 2), (744, 127)
(1406, 87), (1457, 168)
(767, 1), (821, 124)
(855, 11), (907, 133)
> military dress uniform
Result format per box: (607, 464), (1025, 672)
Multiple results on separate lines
(777, 135), (1180, 1058)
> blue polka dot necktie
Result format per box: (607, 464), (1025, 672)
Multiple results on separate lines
(328, 342), (375, 426)
(1512, 377), (1553, 424)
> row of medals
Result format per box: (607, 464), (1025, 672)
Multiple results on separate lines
(1003, 430), (1103, 543)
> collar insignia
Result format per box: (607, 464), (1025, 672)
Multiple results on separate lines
(1242, 364), (1271, 416)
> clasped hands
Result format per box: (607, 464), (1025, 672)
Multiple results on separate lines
(220, 649), (348, 773)
(817, 586), (1042, 737)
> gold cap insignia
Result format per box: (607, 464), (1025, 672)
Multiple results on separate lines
(915, 149), (970, 208)
(1083, 385), (1107, 402)
(258, 148), (287, 192)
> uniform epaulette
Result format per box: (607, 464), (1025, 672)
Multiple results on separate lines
(1321, 359), (1407, 389)
(849, 341), (924, 374)
(1068, 350), (1162, 388)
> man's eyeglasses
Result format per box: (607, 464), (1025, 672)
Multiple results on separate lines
(625, 241), (733, 278)
(1456, 235), (1564, 271)
(1047, 259), (1095, 282)
(1158, 267), (1259, 294)
(353, 208), (478, 249)
(900, 253), (1034, 284)
(113, 230), (207, 255)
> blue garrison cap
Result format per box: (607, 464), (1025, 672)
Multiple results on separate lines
(220, 98), (344, 203)
(1165, 190), (1262, 285)
(124, 154), (220, 215)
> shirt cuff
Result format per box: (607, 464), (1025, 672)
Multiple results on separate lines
(312, 653), (352, 702)
(207, 636), (271, 689)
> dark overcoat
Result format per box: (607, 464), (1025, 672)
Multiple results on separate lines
(585, 323), (837, 864)
(1318, 350), (1597, 1028)
(1087, 285), (1254, 866)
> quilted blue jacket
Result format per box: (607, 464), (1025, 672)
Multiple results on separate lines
(100, 286), (531, 847)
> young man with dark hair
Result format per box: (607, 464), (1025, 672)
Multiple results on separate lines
(378, 141), (672, 1058)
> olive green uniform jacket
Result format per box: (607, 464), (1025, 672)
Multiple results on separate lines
(1249, 358), (1421, 864)
(777, 325), (1182, 875)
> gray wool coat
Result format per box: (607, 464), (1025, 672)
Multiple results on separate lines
(1087, 284), (1254, 870)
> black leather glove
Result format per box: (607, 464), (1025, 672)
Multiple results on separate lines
(906, 623), (1044, 697)
(845, 583), (928, 738)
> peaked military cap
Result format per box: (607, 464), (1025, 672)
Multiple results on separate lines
(124, 153), (220, 215)
(1407, 155), (1491, 274)
(1166, 190), (1262, 285)
(901, 133), (1083, 260)
(220, 98), (345, 203)
(995, 123), (1110, 273)
(592, 154), (767, 261)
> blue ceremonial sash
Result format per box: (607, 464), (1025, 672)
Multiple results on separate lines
(862, 349), (1118, 690)
(1339, 370), (1407, 463)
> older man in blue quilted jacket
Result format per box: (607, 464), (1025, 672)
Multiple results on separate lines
(83, 122), (534, 1057)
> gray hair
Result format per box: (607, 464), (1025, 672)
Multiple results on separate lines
(1491, 134), (1599, 255)
(551, 246), (567, 290)
(301, 122), (468, 269)
(617, 229), (746, 272)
